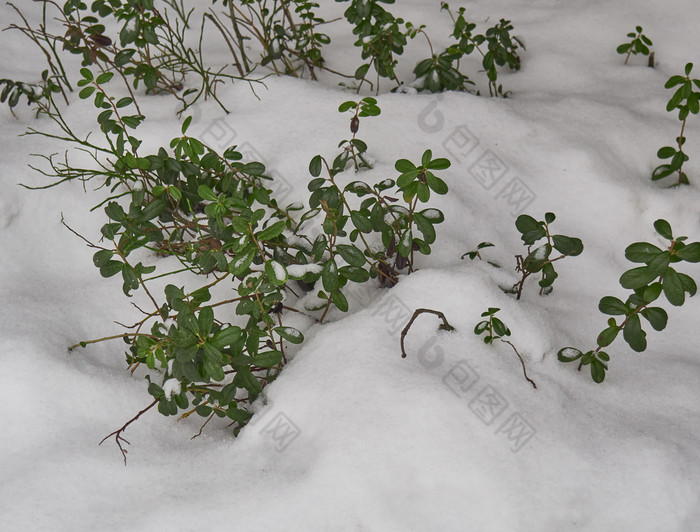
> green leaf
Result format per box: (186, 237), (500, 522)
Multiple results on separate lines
(625, 242), (662, 263)
(642, 282), (663, 303)
(198, 306), (214, 338)
(274, 326), (304, 344)
(338, 266), (370, 283)
(212, 326), (242, 349)
(79, 86), (95, 99)
(350, 211), (372, 232)
(257, 220), (286, 241)
(331, 290), (349, 312)
(597, 325), (620, 347)
(657, 146), (677, 159)
(396, 169), (421, 188)
(425, 172), (448, 195)
(427, 157), (451, 170)
(394, 159), (416, 173)
(95, 71), (114, 84)
(557, 347), (583, 363)
(309, 155), (323, 177)
(251, 350), (283, 367)
(397, 229), (413, 258)
(598, 296), (627, 315)
(654, 219), (673, 240)
(641, 307), (668, 331)
(678, 272), (697, 296)
(662, 267), (685, 305)
(552, 235), (583, 256)
(198, 184), (218, 202)
(92, 249), (114, 267)
(80, 67), (93, 81)
(233, 366), (262, 395)
(321, 258), (339, 292)
(590, 359), (607, 383)
(335, 244), (366, 267)
(99, 260), (123, 278)
(515, 214), (545, 244)
(623, 314), (647, 352)
(646, 252), (670, 277)
(265, 260), (288, 286)
(619, 266), (658, 289)
(229, 248), (256, 276)
(676, 242), (700, 262)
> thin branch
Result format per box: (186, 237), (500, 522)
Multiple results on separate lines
(400, 308), (455, 358)
(499, 339), (537, 389)
(99, 399), (159, 465)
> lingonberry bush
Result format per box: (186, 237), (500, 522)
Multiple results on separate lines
(16, 49), (451, 461)
(509, 213), (584, 299)
(474, 307), (536, 388)
(558, 219), (700, 383)
(9, 2), (700, 465)
(616, 26), (653, 65)
(652, 62), (700, 186)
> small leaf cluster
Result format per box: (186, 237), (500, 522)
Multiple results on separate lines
(558, 219), (700, 383)
(336, 0), (411, 89)
(0, 71), (63, 114)
(461, 241), (494, 261)
(474, 307), (510, 344)
(335, 97), (381, 172)
(304, 147), (449, 292)
(474, 307), (536, 387)
(269, 1), (331, 77)
(511, 213), (583, 299)
(616, 26), (653, 65)
(64, 0), (175, 93)
(413, 49), (474, 93)
(438, 4), (524, 97)
(76, 67), (145, 152)
(652, 63), (700, 186)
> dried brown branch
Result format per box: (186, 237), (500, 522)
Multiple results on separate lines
(400, 308), (455, 358)
(99, 399), (159, 465)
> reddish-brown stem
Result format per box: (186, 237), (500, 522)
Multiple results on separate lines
(499, 339), (537, 389)
(99, 399), (159, 465)
(400, 308), (455, 358)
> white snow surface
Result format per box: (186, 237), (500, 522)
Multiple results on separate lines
(2, 1), (700, 530)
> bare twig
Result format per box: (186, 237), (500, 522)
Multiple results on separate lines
(400, 308), (455, 358)
(191, 411), (215, 440)
(99, 399), (159, 465)
(499, 339), (537, 389)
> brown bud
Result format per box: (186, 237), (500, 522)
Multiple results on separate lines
(88, 34), (113, 48)
(350, 116), (360, 134)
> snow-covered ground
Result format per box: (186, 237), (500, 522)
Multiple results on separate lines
(2, 1), (700, 530)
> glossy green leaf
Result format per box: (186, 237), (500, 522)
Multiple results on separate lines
(623, 314), (647, 352)
(557, 347), (583, 362)
(641, 307), (668, 331)
(625, 242), (662, 263)
(619, 266), (658, 289)
(598, 296), (627, 315)
(654, 219), (673, 240)
(274, 326), (304, 344)
(663, 267), (685, 305)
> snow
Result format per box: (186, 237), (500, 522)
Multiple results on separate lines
(286, 262), (323, 277)
(2, 0), (700, 531)
(270, 259), (288, 281)
(162, 378), (181, 399)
